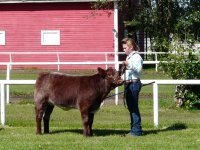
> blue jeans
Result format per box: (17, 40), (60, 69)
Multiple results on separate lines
(125, 80), (142, 136)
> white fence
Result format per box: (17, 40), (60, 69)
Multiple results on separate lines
(0, 51), (167, 71)
(1, 79), (200, 128)
(0, 51), (165, 104)
(0, 52), (200, 128)
(0, 51), (166, 105)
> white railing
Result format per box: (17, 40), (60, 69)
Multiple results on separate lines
(1, 53), (162, 105)
(1, 59), (162, 105)
(151, 80), (200, 127)
(1, 52), (199, 127)
(0, 51), (167, 71)
(1, 79), (200, 127)
(0, 80), (35, 127)
(2, 61), (122, 105)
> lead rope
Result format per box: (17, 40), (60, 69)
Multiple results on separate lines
(123, 66), (127, 108)
(104, 81), (155, 99)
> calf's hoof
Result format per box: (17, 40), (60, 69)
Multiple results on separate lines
(44, 131), (50, 134)
(83, 133), (93, 137)
(36, 132), (42, 135)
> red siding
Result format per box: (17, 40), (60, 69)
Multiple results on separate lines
(0, 3), (115, 69)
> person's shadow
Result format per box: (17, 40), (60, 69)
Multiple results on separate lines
(142, 122), (187, 135)
(50, 122), (187, 136)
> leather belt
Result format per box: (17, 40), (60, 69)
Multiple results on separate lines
(126, 79), (140, 84)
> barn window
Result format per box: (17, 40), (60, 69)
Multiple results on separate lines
(0, 31), (5, 45)
(41, 30), (60, 45)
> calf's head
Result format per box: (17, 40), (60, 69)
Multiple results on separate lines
(97, 67), (124, 88)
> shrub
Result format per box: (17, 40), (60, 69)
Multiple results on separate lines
(160, 37), (200, 109)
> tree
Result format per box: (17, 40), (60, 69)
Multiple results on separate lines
(160, 36), (200, 109)
(92, 0), (200, 109)
(122, 0), (200, 109)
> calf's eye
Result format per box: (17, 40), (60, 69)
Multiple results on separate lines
(107, 74), (113, 78)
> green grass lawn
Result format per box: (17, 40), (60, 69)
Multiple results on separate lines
(0, 68), (199, 149)
(1, 99), (200, 150)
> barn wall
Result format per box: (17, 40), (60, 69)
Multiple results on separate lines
(0, 2), (115, 69)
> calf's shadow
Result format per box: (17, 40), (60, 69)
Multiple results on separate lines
(50, 122), (187, 136)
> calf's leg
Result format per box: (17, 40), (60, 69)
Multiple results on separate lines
(87, 113), (94, 136)
(81, 111), (94, 137)
(43, 104), (54, 134)
(35, 104), (44, 134)
(88, 113), (94, 136)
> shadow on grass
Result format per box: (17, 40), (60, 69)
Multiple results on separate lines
(50, 128), (127, 136)
(143, 122), (187, 136)
(50, 122), (187, 136)
(50, 129), (82, 135)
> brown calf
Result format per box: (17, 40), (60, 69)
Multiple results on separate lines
(34, 67), (123, 137)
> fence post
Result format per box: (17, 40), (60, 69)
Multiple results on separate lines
(6, 64), (10, 104)
(114, 1), (119, 105)
(9, 52), (12, 70)
(1, 83), (5, 126)
(153, 82), (158, 127)
(105, 53), (108, 69)
(155, 53), (158, 72)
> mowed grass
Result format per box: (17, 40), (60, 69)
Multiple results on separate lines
(1, 100), (200, 150)
(0, 68), (200, 149)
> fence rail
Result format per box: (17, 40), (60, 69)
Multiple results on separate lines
(1, 52), (200, 127)
(0, 51), (167, 71)
(1, 79), (200, 128)
(1, 61), (161, 105)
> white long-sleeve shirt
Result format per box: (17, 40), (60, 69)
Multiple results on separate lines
(122, 51), (143, 80)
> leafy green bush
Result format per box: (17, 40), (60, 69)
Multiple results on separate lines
(160, 37), (200, 109)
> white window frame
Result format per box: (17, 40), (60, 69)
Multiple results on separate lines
(0, 31), (5, 45)
(41, 30), (60, 45)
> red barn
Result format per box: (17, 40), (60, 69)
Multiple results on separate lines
(0, 0), (120, 70)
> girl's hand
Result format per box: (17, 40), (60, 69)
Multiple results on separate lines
(123, 61), (129, 66)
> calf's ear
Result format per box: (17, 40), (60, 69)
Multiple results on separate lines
(97, 67), (106, 78)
